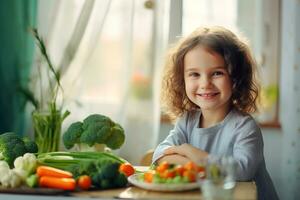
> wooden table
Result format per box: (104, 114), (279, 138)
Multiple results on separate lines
(0, 181), (256, 200)
(0, 166), (257, 200)
(71, 181), (256, 200)
(73, 165), (257, 199)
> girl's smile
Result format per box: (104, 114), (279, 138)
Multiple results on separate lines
(198, 92), (220, 98)
(184, 46), (233, 116)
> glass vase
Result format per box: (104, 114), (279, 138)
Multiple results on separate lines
(32, 110), (62, 153)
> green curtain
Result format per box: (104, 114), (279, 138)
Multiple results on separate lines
(0, 0), (37, 136)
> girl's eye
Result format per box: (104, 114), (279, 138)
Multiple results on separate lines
(188, 72), (200, 77)
(212, 71), (224, 76)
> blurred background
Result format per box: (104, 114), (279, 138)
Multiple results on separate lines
(0, 0), (299, 199)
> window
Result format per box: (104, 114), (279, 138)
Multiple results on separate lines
(37, 0), (170, 163)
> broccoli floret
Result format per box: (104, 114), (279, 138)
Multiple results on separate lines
(80, 122), (111, 146)
(22, 137), (38, 153)
(100, 179), (114, 189)
(62, 114), (125, 150)
(91, 172), (102, 188)
(82, 114), (113, 129)
(63, 122), (83, 149)
(79, 161), (98, 175)
(0, 132), (27, 168)
(91, 161), (125, 189)
(101, 162), (120, 179)
(68, 161), (99, 179)
(0, 133), (38, 168)
(114, 173), (128, 187)
(105, 124), (125, 150)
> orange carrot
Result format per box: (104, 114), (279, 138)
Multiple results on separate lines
(39, 176), (76, 190)
(144, 170), (155, 183)
(37, 166), (73, 178)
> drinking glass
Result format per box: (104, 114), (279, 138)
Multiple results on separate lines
(198, 156), (237, 200)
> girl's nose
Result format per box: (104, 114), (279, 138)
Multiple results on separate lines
(200, 76), (211, 89)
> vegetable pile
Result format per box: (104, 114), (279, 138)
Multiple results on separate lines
(0, 118), (132, 191)
(0, 150), (135, 190)
(140, 161), (205, 184)
(63, 114), (125, 150)
(37, 151), (135, 190)
(34, 161), (133, 190)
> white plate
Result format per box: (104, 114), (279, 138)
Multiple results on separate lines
(128, 174), (199, 192)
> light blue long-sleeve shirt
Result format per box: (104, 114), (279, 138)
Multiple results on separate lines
(153, 109), (278, 200)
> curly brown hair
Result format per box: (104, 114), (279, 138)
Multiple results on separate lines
(161, 26), (260, 120)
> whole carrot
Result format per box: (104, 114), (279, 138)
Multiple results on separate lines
(39, 176), (76, 190)
(37, 166), (73, 178)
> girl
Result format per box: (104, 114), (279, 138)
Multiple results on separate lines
(153, 26), (278, 200)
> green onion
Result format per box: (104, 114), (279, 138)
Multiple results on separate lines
(37, 151), (128, 171)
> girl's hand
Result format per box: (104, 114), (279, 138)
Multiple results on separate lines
(157, 154), (190, 165)
(164, 144), (209, 163)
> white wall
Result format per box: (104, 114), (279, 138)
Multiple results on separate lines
(261, 129), (283, 198)
(279, 0), (300, 199)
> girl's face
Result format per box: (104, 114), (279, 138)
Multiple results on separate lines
(184, 46), (233, 114)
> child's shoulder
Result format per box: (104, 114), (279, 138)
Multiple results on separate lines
(230, 109), (255, 120)
(229, 109), (261, 131)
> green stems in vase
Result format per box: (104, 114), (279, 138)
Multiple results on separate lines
(21, 29), (70, 153)
(32, 103), (70, 153)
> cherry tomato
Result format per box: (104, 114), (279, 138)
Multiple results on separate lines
(119, 163), (135, 177)
(77, 175), (92, 190)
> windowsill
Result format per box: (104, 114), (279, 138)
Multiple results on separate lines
(259, 121), (281, 129)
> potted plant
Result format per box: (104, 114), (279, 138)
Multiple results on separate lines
(20, 29), (70, 153)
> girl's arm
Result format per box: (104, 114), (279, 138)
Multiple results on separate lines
(233, 119), (264, 181)
(163, 143), (209, 164)
(152, 113), (190, 164)
(156, 154), (190, 165)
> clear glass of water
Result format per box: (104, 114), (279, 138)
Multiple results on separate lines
(198, 156), (237, 200)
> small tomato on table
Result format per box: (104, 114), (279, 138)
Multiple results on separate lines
(119, 163), (135, 177)
(78, 175), (92, 190)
